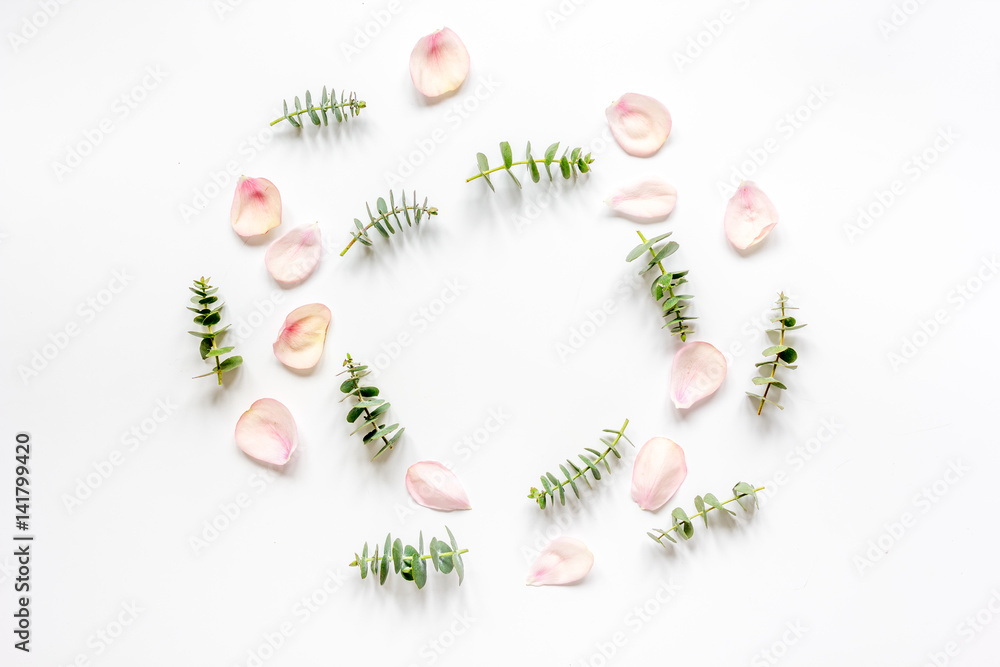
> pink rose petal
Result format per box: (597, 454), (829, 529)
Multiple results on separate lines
(724, 181), (778, 250)
(631, 437), (687, 511)
(409, 27), (470, 98)
(234, 398), (298, 465)
(230, 176), (281, 238)
(671, 341), (727, 409)
(265, 223), (322, 286)
(405, 461), (472, 511)
(526, 537), (594, 587)
(606, 177), (678, 221)
(272, 303), (332, 370)
(605, 93), (672, 157)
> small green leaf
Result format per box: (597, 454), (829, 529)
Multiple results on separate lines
(500, 141), (513, 169)
(559, 156), (571, 179)
(476, 152), (490, 174)
(392, 538), (403, 572)
(777, 347), (798, 363)
(544, 142), (559, 164)
(219, 356), (243, 372)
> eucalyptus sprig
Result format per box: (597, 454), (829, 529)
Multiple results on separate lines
(340, 190), (438, 256)
(350, 527), (467, 589)
(186, 277), (242, 385)
(466, 141), (594, 191)
(338, 353), (404, 459)
(270, 86), (366, 128)
(747, 292), (807, 414)
(528, 419), (633, 509)
(626, 230), (695, 340)
(648, 482), (763, 547)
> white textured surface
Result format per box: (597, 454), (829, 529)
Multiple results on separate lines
(2, 1), (999, 665)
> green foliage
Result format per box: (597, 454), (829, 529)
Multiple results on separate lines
(528, 419), (633, 509)
(350, 527), (467, 589)
(271, 86), (366, 127)
(186, 277), (242, 385)
(466, 141), (594, 191)
(626, 230), (695, 341)
(338, 353), (404, 459)
(340, 190), (438, 256)
(648, 482), (763, 547)
(747, 292), (807, 414)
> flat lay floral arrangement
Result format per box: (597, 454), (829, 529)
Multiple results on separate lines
(187, 27), (806, 590)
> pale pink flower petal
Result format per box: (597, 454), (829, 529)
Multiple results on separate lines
(230, 176), (281, 238)
(272, 304), (332, 370)
(671, 342), (727, 409)
(405, 461), (472, 511)
(409, 27), (470, 98)
(724, 181), (778, 250)
(526, 537), (594, 587)
(265, 223), (322, 286)
(234, 398), (298, 465)
(605, 93), (672, 157)
(606, 177), (678, 221)
(631, 437), (687, 511)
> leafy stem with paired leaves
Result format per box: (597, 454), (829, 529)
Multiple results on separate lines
(340, 190), (438, 256)
(271, 86), (365, 127)
(338, 353), (404, 459)
(467, 141), (594, 191)
(186, 277), (242, 385)
(528, 419), (633, 509)
(626, 230), (695, 341)
(350, 527), (467, 589)
(648, 482), (763, 547)
(747, 292), (807, 414)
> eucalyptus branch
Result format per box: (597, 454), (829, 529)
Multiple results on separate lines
(350, 527), (467, 589)
(338, 353), (404, 459)
(626, 230), (695, 340)
(466, 141), (594, 191)
(648, 482), (764, 547)
(747, 292), (807, 414)
(528, 419), (633, 509)
(340, 190), (438, 256)
(186, 277), (242, 385)
(270, 86), (366, 127)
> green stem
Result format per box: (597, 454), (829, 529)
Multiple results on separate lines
(344, 357), (393, 455)
(355, 549), (470, 568)
(340, 204), (436, 256)
(540, 419), (631, 500)
(466, 160), (537, 182)
(758, 299), (785, 415)
(636, 231), (688, 341)
(270, 99), (366, 126)
(652, 486), (765, 544)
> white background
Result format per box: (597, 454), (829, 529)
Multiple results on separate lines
(2, 0), (999, 665)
